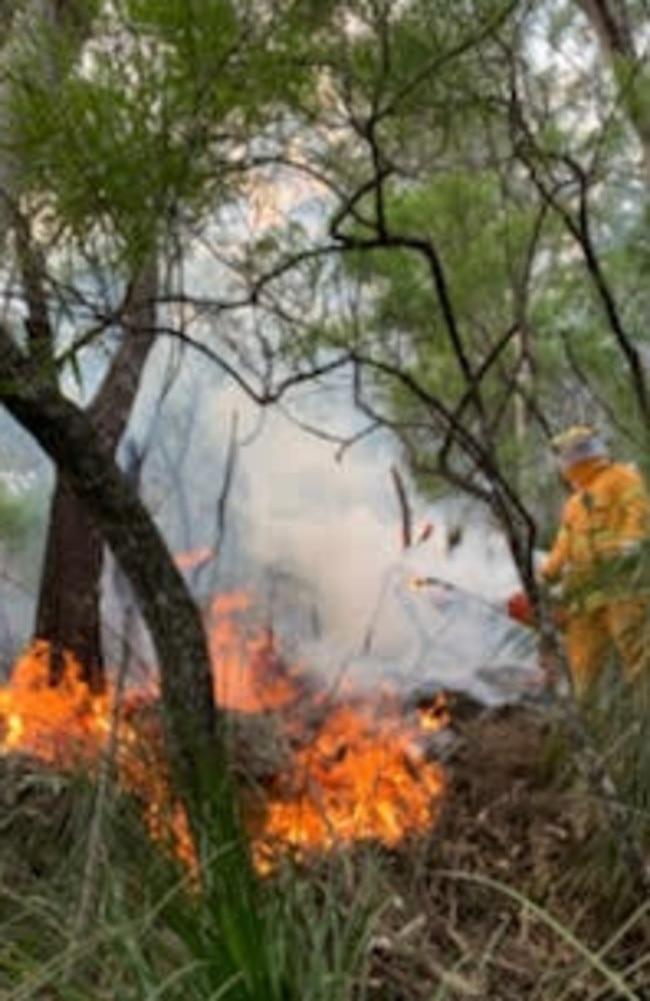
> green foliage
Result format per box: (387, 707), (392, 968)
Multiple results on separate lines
(332, 167), (542, 496)
(125, 0), (238, 41)
(3, 756), (650, 1001)
(529, 213), (650, 439)
(281, 0), (650, 518)
(8, 0), (323, 266)
(0, 769), (382, 1001)
(0, 480), (41, 549)
(386, 173), (533, 326)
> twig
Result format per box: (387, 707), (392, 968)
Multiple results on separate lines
(390, 465), (413, 551)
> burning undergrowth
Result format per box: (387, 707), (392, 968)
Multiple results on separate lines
(2, 669), (643, 1000)
(2, 593), (649, 999)
(0, 591), (448, 872)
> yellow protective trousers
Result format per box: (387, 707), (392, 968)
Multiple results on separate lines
(563, 597), (649, 700)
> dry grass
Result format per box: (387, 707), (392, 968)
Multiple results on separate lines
(2, 701), (650, 999)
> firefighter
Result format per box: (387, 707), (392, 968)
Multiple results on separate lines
(538, 425), (650, 701)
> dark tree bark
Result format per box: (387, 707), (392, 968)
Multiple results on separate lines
(0, 320), (226, 845)
(35, 263), (158, 691)
(36, 480), (105, 690)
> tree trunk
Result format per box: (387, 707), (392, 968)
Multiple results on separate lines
(35, 480), (104, 691)
(575, 0), (650, 186)
(0, 0), (138, 693)
(0, 320), (225, 844)
(35, 263), (158, 691)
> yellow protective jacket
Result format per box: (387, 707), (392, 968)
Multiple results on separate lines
(541, 457), (650, 610)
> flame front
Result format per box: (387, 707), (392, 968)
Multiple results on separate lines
(262, 702), (444, 858)
(0, 641), (112, 763)
(0, 595), (446, 869)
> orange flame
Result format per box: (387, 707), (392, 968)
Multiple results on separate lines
(259, 701), (444, 866)
(417, 692), (451, 731)
(0, 641), (111, 764)
(0, 594), (447, 869)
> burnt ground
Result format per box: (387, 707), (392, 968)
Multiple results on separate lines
(1, 700), (650, 1000)
(357, 699), (650, 1000)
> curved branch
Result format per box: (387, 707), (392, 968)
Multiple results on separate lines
(510, 95), (650, 424)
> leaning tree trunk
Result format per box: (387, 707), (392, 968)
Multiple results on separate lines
(0, 0), (129, 691)
(35, 263), (158, 691)
(0, 319), (229, 852)
(36, 481), (105, 690)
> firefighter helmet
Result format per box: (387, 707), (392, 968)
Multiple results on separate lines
(551, 425), (608, 471)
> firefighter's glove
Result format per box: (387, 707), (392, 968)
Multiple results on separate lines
(507, 590), (536, 627)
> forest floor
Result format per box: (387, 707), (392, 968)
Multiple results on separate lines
(355, 692), (650, 1000)
(1, 694), (649, 1000)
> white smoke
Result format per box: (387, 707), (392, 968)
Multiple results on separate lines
(198, 383), (538, 701)
(0, 345), (536, 700)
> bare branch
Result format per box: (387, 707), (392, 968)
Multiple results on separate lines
(390, 464), (413, 550)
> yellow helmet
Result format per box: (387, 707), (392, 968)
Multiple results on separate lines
(551, 425), (608, 470)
